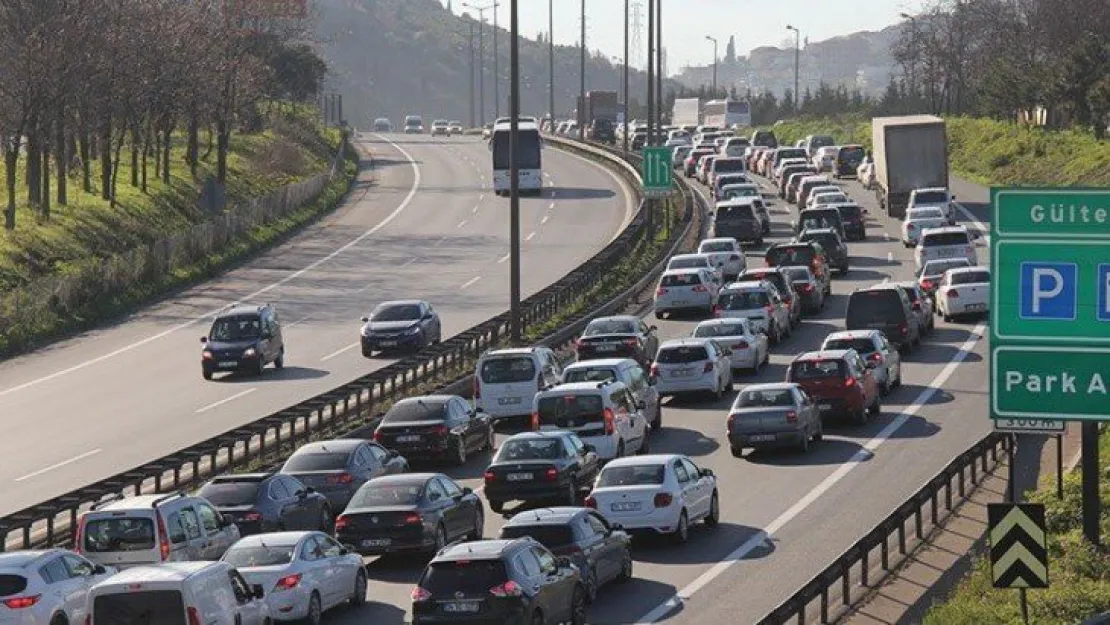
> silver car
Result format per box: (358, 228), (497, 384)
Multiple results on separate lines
(667, 253), (724, 284)
(726, 383), (823, 456)
(820, 330), (903, 395)
(715, 281), (792, 345)
(697, 237), (747, 280)
(691, 318), (769, 374)
(651, 338), (733, 400)
(654, 268), (720, 319)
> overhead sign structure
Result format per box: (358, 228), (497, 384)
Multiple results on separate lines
(989, 503), (1048, 589)
(990, 188), (1110, 422)
(993, 417), (1067, 434)
(641, 147), (674, 198)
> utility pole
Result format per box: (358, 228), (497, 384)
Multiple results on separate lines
(646, 0), (654, 145)
(900, 12), (918, 99)
(509, 0), (521, 344)
(469, 19), (476, 128)
(578, 0), (586, 140)
(622, 0), (629, 153)
(655, 0), (662, 127)
(548, 0), (555, 126)
(493, 4), (500, 117)
(786, 24), (800, 112)
(705, 35), (719, 96)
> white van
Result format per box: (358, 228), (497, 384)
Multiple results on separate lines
(532, 380), (650, 460)
(86, 561), (270, 625)
(474, 347), (562, 428)
(914, 225), (978, 272)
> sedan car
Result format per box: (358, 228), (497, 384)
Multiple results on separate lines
(373, 395), (495, 465)
(586, 454), (719, 543)
(483, 431), (601, 514)
(697, 237), (747, 281)
(787, 350), (882, 425)
(279, 439), (409, 510)
(901, 207), (949, 248)
(936, 266), (991, 321)
(653, 268), (719, 319)
(575, 315), (659, 369)
(360, 299), (442, 356)
(917, 258), (974, 301)
(650, 338), (733, 400)
(431, 120), (451, 136)
(691, 318), (769, 374)
(448, 120), (464, 134)
(726, 383), (823, 456)
(0, 550), (115, 625)
(731, 267), (802, 328)
(335, 473), (483, 556)
(197, 473), (334, 536)
(821, 330), (902, 395)
(372, 118), (394, 132)
(715, 281), (792, 344)
(222, 531), (366, 623)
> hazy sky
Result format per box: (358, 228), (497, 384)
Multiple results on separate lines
(444, 0), (918, 73)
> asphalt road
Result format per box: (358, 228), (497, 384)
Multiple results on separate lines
(322, 164), (994, 624)
(0, 133), (635, 515)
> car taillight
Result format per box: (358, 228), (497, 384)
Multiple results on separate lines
(584, 496), (597, 509)
(734, 340), (749, 349)
(155, 513), (170, 561)
(603, 408), (616, 435)
(432, 425), (449, 437)
(899, 323), (908, 335)
(484, 470), (497, 483)
(623, 338), (639, 347)
(3, 596), (40, 609)
(575, 338), (584, 351)
(692, 285), (709, 292)
(653, 493), (674, 508)
(907, 223), (916, 231)
(947, 289), (959, 298)
(412, 587), (432, 602)
(785, 411), (797, 423)
(869, 352), (883, 362)
(490, 580), (524, 597)
(243, 511), (263, 522)
(327, 473), (354, 484)
(703, 361), (714, 373)
(373, 430), (384, 442)
(650, 364), (660, 377)
(921, 279), (934, 290)
(334, 515), (350, 531)
(712, 305), (722, 317)
(187, 607), (201, 625)
(845, 376), (857, 387)
(545, 467), (559, 481)
(275, 574), (302, 591)
(656, 287), (668, 296)
(530, 412), (540, 430)
(405, 512), (423, 524)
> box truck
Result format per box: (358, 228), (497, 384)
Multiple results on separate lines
(871, 115), (948, 218)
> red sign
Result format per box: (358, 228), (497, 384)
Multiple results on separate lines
(224, 0), (308, 19)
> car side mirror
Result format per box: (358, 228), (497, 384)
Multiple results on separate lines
(610, 523), (624, 532)
(360, 316), (370, 323)
(555, 556), (573, 569)
(700, 468), (715, 478)
(462, 487), (473, 495)
(582, 444), (596, 454)
(649, 325), (658, 332)
(387, 449), (399, 458)
(252, 584), (265, 599)
(200, 336), (208, 343)
(93, 564), (107, 575)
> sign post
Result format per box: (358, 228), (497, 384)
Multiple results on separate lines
(641, 146), (674, 198)
(990, 188), (1110, 546)
(989, 503), (1048, 625)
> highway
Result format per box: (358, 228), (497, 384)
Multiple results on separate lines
(324, 163), (994, 624)
(0, 133), (635, 516)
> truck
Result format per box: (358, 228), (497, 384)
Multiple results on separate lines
(672, 98), (701, 128)
(576, 91), (618, 123)
(871, 115), (948, 219)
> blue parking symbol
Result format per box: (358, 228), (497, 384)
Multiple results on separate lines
(1019, 262), (1077, 321)
(1098, 264), (1110, 322)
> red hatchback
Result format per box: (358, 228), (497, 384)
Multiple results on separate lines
(786, 349), (881, 424)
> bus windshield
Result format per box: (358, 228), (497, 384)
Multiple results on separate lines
(492, 129), (541, 170)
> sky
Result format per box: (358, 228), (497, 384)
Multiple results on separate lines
(444, 0), (918, 74)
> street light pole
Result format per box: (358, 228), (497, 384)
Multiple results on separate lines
(468, 19), (476, 128)
(655, 0), (662, 126)
(786, 25), (800, 112)
(509, 0), (521, 344)
(466, 2), (498, 124)
(548, 0), (555, 126)
(646, 0), (654, 146)
(578, 0), (586, 140)
(899, 12), (917, 99)
(622, 0), (629, 153)
(705, 35), (718, 96)
(493, 5), (500, 117)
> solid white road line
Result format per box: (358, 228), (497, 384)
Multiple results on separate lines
(634, 322), (989, 624)
(525, 232), (536, 241)
(460, 276), (482, 290)
(541, 215), (550, 224)
(0, 135), (424, 399)
(321, 343), (358, 362)
(457, 220), (468, 228)
(402, 258), (417, 267)
(954, 201), (991, 244)
(286, 314), (315, 328)
(195, 388), (258, 415)
(15, 449), (103, 482)
(497, 254), (510, 264)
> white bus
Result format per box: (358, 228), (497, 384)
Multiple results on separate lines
(703, 99), (752, 129)
(490, 120), (543, 195)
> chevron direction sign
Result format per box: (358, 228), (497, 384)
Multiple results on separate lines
(989, 503), (1049, 589)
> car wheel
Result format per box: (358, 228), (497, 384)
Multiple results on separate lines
(350, 569), (367, 606)
(705, 492), (720, 527)
(712, 380), (723, 402)
(489, 500), (504, 514)
(880, 379), (891, 397)
(638, 433), (651, 454)
(470, 508), (485, 540)
(653, 400), (663, 431)
(202, 370), (212, 381)
(814, 422), (824, 442)
(306, 592), (322, 625)
(617, 549), (634, 582)
(894, 369), (903, 388)
(318, 506), (333, 532)
(674, 510), (690, 544)
(768, 322), (778, 345)
(584, 567), (599, 603)
(454, 439), (468, 466)
(274, 349), (284, 369)
(571, 587), (587, 625)
(255, 358), (265, 376)
(870, 397), (882, 416)
(654, 310), (664, 319)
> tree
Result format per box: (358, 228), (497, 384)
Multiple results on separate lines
(725, 36), (736, 64)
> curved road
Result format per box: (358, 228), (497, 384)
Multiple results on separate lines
(0, 133), (635, 515)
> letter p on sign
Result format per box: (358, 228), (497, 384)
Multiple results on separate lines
(1020, 262), (1077, 321)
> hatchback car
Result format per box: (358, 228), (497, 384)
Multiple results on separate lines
(586, 454), (719, 543)
(821, 330), (903, 395)
(797, 228), (850, 275)
(373, 395), (495, 465)
(834, 145), (866, 178)
(0, 550), (115, 625)
(733, 267), (803, 326)
(936, 266), (991, 321)
(667, 253), (724, 283)
(715, 281), (792, 344)
(908, 187), (957, 224)
(197, 473), (333, 536)
(201, 304), (285, 380)
(901, 207), (949, 248)
(914, 226), (978, 272)
(832, 202), (867, 241)
(279, 440), (408, 510)
(697, 237), (747, 280)
(532, 380), (650, 461)
(372, 118), (394, 132)
(483, 431), (601, 513)
(795, 207), (847, 241)
(650, 338), (733, 400)
(844, 285), (920, 352)
(360, 299), (442, 355)
(575, 315), (658, 369)
(653, 268), (719, 318)
(917, 258), (974, 301)
(726, 383), (823, 455)
(710, 199), (765, 245)
(562, 358), (661, 431)
(782, 265), (825, 313)
(691, 318), (769, 374)
(765, 242), (832, 296)
(787, 350), (882, 424)
(894, 281), (935, 335)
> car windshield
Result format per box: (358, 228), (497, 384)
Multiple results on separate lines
(93, 591), (185, 625)
(847, 291), (904, 323)
(501, 524), (575, 548)
(717, 204), (755, 220)
(83, 518), (155, 553)
(209, 316), (261, 341)
(920, 259), (972, 278)
(700, 241), (735, 253)
(719, 290), (768, 310)
(714, 159), (745, 173)
(197, 480), (262, 506)
(823, 337), (877, 355)
(372, 304), (421, 321)
(421, 560), (507, 595)
(382, 399), (448, 423)
(694, 322), (749, 338)
(914, 190), (948, 204)
(496, 438), (567, 461)
(480, 356), (537, 383)
(349, 481), (423, 507)
(791, 359), (845, 380)
(283, 451), (348, 472)
(222, 544), (295, 567)
(784, 267), (812, 281)
(562, 367), (618, 383)
(734, 389), (794, 408)
(922, 232), (970, 247)
(951, 270), (990, 285)
(597, 464), (666, 487)
(656, 345), (709, 363)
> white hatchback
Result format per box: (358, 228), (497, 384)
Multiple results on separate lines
(666, 253), (724, 284)
(533, 380), (650, 460)
(586, 454), (719, 543)
(697, 238), (747, 280)
(914, 226), (979, 272)
(0, 550), (115, 625)
(936, 266), (991, 320)
(901, 207), (949, 248)
(691, 318), (769, 374)
(653, 268), (720, 318)
(650, 338), (733, 400)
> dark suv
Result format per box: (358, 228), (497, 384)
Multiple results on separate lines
(845, 285), (920, 352)
(412, 538), (586, 625)
(588, 119), (615, 144)
(797, 228), (850, 275)
(787, 349), (881, 425)
(575, 315), (659, 368)
(201, 304), (284, 379)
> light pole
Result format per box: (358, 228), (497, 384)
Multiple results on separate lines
(548, 0), (555, 127)
(578, 0), (586, 140)
(786, 25), (800, 112)
(493, 3), (500, 117)
(646, 0), (654, 145)
(705, 35), (719, 97)
(466, 2), (499, 121)
(468, 18), (476, 128)
(509, 0), (521, 343)
(655, 0), (662, 127)
(899, 12), (917, 99)
(622, 0), (629, 153)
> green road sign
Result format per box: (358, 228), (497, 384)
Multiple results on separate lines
(642, 147), (673, 198)
(989, 503), (1048, 589)
(990, 187), (1110, 422)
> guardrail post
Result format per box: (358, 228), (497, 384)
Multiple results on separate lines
(945, 476), (953, 511)
(915, 506), (924, 540)
(821, 587), (829, 623)
(841, 567), (851, 605)
(898, 519), (906, 554)
(959, 465), (967, 498)
(797, 604), (805, 625)
(881, 534), (889, 570)
(930, 489), (939, 525)
(861, 549), (869, 587)
(173, 466), (181, 488)
(46, 516), (54, 546)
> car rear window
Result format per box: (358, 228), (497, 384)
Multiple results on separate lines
(422, 560), (508, 595)
(656, 345), (709, 363)
(0, 574), (28, 596)
(83, 518), (156, 553)
(222, 544), (295, 567)
(908, 208), (946, 221)
(839, 146), (865, 161)
(716, 204), (755, 220)
(921, 231), (970, 247)
(382, 399), (449, 423)
(496, 438), (566, 461)
(694, 322), (749, 338)
(722, 187), (759, 200)
(584, 318), (637, 336)
(562, 367), (618, 383)
(283, 452), (349, 472)
(500, 524), (575, 548)
(198, 481), (261, 507)
(778, 148), (807, 160)
(713, 159), (745, 173)
(700, 241), (735, 253)
(846, 290), (905, 326)
(837, 204), (863, 220)
(661, 273), (702, 287)
(719, 290), (769, 310)
(735, 388), (794, 407)
(349, 481), (423, 507)
(480, 357), (537, 383)
(784, 267), (812, 281)
(951, 271), (990, 285)
(921, 259), (972, 278)
(767, 246), (815, 266)
(823, 338), (877, 355)
(537, 395), (605, 422)
(94, 590), (186, 625)
(790, 359), (846, 380)
(669, 257), (708, 270)
(914, 190), (948, 204)
(597, 464), (666, 487)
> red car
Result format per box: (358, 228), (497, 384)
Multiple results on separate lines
(786, 349), (881, 424)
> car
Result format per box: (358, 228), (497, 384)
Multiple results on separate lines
(833, 202), (867, 241)
(697, 237), (747, 280)
(372, 117), (394, 132)
(631, 132), (647, 151)
(807, 189), (849, 209)
(726, 383), (823, 455)
(448, 120), (464, 133)
(901, 207), (949, 247)
(821, 330), (903, 395)
(360, 299), (442, 355)
(909, 187), (958, 224)
(691, 318), (769, 374)
(811, 146), (839, 172)
(474, 347), (563, 429)
(787, 350), (882, 425)
(730, 267), (803, 328)
(782, 265), (825, 313)
(561, 358), (662, 431)
(574, 315), (659, 370)
(708, 157), (747, 189)
(803, 134), (836, 158)
(770, 147), (810, 173)
(834, 145), (866, 178)
(796, 175), (833, 209)
(586, 454), (719, 543)
(750, 129), (778, 149)
(783, 171), (816, 203)
(765, 242), (832, 295)
(482, 123), (494, 139)
(0, 550), (115, 625)
(795, 207), (848, 240)
(532, 380), (651, 461)
(894, 281), (936, 335)
(201, 304), (285, 380)
(197, 473), (334, 536)
(717, 182), (761, 202)
(653, 268), (720, 319)
(75, 491), (241, 568)
(404, 115), (424, 134)
(918, 258), (974, 301)
(483, 431), (601, 514)
(86, 561), (270, 625)
(915, 225), (979, 272)
(650, 338), (733, 400)
(714, 281), (792, 344)
(683, 148), (714, 177)
(411, 538), (586, 625)
(858, 156), (876, 189)
(499, 507), (632, 604)
(667, 253), (725, 284)
(936, 266), (991, 321)
(672, 144), (693, 167)
(797, 228), (850, 276)
(223, 531), (366, 622)
(774, 161), (811, 187)
(335, 473), (483, 556)
(430, 120), (451, 136)
(279, 440), (408, 511)
(710, 198), (764, 245)
(373, 395), (495, 465)
(712, 172), (751, 197)
(844, 285), (921, 352)
(696, 155), (717, 184)
(667, 129), (692, 145)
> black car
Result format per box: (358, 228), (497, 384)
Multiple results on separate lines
(631, 132), (647, 151)
(197, 473), (333, 536)
(798, 228), (850, 275)
(845, 285), (921, 352)
(360, 299), (442, 356)
(483, 431), (601, 514)
(782, 266), (825, 313)
(833, 202), (867, 241)
(373, 395), (495, 465)
(336, 473), (483, 556)
(711, 200), (764, 245)
(500, 507), (632, 604)
(279, 439), (409, 511)
(201, 304), (284, 380)
(750, 129), (778, 149)
(411, 538), (586, 625)
(795, 207), (847, 240)
(835, 145), (866, 178)
(574, 315), (659, 368)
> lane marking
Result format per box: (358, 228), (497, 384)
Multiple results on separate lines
(497, 254), (510, 264)
(457, 220), (468, 229)
(541, 215), (550, 224)
(15, 449), (103, 482)
(954, 201), (991, 244)
(402, 258), (417, 267)
(0, 135), (423, 399)
(286, 314), (315, 328)
(478, 194), (486, 202)
(434, 237), (447, 247)
(321, 342), (358, 362)
(525, 232), (536, 241)
(195, 388), (258, 415)
(548, 201), (556, 210)
(472, 205), (480, 214)
(634, 322), (989, 623)
(460, 276), (482, 290)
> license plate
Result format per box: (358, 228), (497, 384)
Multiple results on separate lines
(498, 397), (522, 405)
(669, 300), (688, 306)
(443, 602), (481, 613)
(596, 344), (617, 352)
(750, 434), (775, 442)
(507, 473), (533, 481)
(819, 403), (832, 410)
(966, 303), (986, 310)
(611, 502), (641, 512)
(379, 341), (397, 347)
(362, 538), (391, 547)
(218, 361), (238, 368)
(397, 435), (421, 443)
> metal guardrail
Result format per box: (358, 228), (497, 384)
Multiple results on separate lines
(757, 432), (1014, 625)
(0, 136), (697, 552)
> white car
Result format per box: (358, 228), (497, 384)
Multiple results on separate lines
(0, 550), (115, 625)
(804, 185), (842, 208)
(691, 318), (769, 374)
(901, 207), (949, 247)
(223, 531), (366, 623)
(667, 253), (725, 284)
(909, 187), (957, 225)
(474, 347), (563, 426)
(715, 281), (792, 344)
(533, 380), (650, 460)
(697, 237), (747, 280)
(653, 268), (720, 318)
(914, 225), (979, 272)
(773, 158), (809, 181)
(812, 146), (839, 172)
(936, 266), (991, 321)
(586, 454), (719, 543)
(808, 191), (850, 209)
(650, 338), (733, 400)
(858, 158), (875, 189)
(717, 182), (761, 203)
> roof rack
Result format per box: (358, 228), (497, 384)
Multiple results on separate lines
(152, 491), (188, 508)
(90, 493), (126, 511)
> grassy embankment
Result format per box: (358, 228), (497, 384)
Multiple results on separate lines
(0, 104), (358, 356)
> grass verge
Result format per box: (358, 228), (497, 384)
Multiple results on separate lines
(924, 432), (1110, 624)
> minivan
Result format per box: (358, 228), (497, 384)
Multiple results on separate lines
(750, 129), (778, 148)
(835, 145), (866, 178)
(201, 304), (284, 380)
(844, 286), (920, 352)
(914, 225), (978, 272)
(474, 347), (563, 429)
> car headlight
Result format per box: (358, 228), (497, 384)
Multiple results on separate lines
(405, 326), (422, 335)
(243, 348), (257, 358)
(360, 326), (370, 337)
(202, 350), (213, 360)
